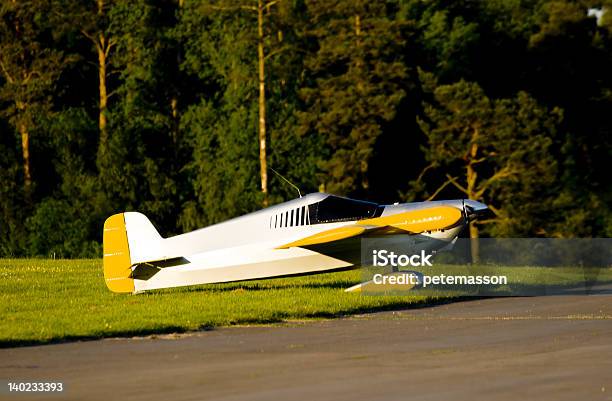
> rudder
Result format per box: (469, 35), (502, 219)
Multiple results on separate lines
(103, 213), (134, 293)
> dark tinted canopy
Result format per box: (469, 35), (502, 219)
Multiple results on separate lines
(309, 195), (381, 224)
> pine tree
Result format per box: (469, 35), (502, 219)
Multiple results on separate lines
(298, 0), (408, 195)
(413, 71), (563, 259)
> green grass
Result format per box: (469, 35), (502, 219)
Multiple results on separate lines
(0, 259), (438, 347)
(2, 260), (610, 347)
(365, 264), (612, 296)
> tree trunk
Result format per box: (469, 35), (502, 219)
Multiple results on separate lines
(469, 221), (480, 264)
(19, 120), (32, 195)
(467, 131), (480, 263)
(97, 34), (108, 156)
(257, 0), (268, 207)
(11, 1), (31, 196)
(96, 0), (109, 159)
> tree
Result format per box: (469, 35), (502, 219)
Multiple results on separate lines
(298, 0), (408, 195)
(407, 1), (480, 81)
(186, 0), (291, 207)
(177, 1), (260, 228)
(71, 0), (117, 161)
(0, 0), (67, 198)
(176, 0), (309, 229)
(0, 123), (26, 255)
(413, 71), (562, 260)
(100, 0), (186, 234)
(1, 0), (610, 259)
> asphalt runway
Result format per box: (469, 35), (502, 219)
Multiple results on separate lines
(1, 296), (611, 401)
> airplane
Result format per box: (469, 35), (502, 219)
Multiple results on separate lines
(102, 193), (488, 294)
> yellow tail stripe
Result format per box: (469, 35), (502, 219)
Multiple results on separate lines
(103, 213), (135, 293)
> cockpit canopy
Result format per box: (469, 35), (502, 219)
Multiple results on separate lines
(308, 195), (381, 224)
(269, 194), (383, 229)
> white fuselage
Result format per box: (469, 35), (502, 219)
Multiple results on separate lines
(128, 194), (467, 293)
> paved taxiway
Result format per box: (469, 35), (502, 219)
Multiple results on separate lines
(1, 296), (611, 401)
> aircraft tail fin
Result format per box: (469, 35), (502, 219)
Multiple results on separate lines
(103, 212), (162, 293)
(103, 213), (134, 293)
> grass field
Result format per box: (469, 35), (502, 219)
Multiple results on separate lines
(0, 259), (439, 347)
(2, 259), (610, 347)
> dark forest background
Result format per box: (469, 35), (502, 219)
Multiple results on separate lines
(0, 0), (610, 258)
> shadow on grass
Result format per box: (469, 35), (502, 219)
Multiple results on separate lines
(169, 281), (357, 293)
(0, 297), (475, 349)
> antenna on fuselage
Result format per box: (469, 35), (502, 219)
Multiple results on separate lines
(270, 167), (302, 198)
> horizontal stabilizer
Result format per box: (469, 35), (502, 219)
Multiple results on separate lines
(130, 257), (191, 280)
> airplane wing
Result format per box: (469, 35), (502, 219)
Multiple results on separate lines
(276, 206), (463, 249)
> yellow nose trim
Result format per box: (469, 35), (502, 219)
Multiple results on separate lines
(358, 206), (463, 233)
